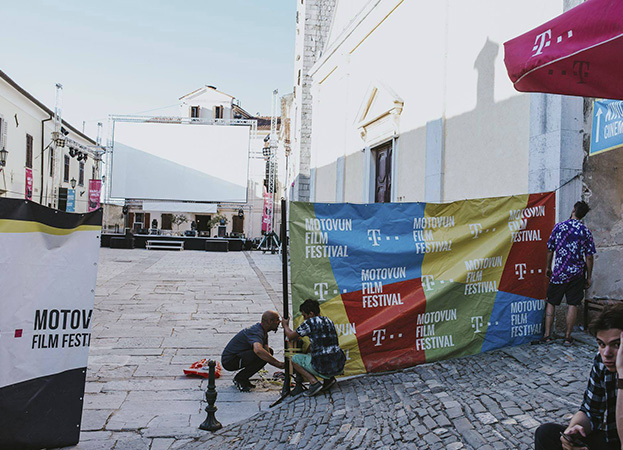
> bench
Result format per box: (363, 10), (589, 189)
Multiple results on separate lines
(146, 240), (184, 251)
(584, 298), (620, 330)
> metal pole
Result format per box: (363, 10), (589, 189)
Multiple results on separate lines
(199, 360), (222, 431)
(280, 197), (290, 396)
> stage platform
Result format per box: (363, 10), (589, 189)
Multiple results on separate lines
(101, 234), (250, 252)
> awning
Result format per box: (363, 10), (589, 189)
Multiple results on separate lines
(142, 201), (218, 214)
(504, 0), (623, 100)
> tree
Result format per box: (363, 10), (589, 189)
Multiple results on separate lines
(171, 214), (189, 233)
(207, 214), (228, 235)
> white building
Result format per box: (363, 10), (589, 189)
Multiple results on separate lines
(292, 0), (583, 214)
(0, 69), (103, 213)
(117, 86), (284, 239)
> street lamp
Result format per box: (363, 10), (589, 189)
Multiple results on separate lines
(0, 147), (8, 167)
(70, 177), (76, 189)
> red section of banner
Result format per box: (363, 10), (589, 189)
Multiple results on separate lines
(498, 193), (556, 299)
(88, 179), (102, 212)
(25, 168), (33, 200)
(342, 279), (427, 373)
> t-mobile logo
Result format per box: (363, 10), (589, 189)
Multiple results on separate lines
(368, 229), (382, 246)
(469, 223), (483, 239)
(421, 275), (436, 291)
(532, 30), (551, 56)
(471, 316), (484, 333)
(372, 329), (386, 347)
(515, 263), (527, 280)
(314, 282), (329, 300)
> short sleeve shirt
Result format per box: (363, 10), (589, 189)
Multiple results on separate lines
(296, 316), (345, 377)
(221, 323), (266, 361)
(547, 219), (596, 284)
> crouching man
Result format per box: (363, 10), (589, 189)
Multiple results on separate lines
(534, 304), (623, 449)
(221, 310), (285, 392)
(282, 299), (346, 397)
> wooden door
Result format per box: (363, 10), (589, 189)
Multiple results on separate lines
(374, 143), (392, 203)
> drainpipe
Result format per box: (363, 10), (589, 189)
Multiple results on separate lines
(40, 114), (53, 204)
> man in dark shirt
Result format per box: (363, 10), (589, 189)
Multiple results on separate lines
(534, 304), (623, 449)
(221, 310), (284, 392)
(539, 201), (596, 345)
(282, 299), (346, 397)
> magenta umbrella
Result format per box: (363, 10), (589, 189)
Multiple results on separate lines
(504, 0), (623, 100)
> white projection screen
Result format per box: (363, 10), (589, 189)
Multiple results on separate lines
(110, 120), (250, 203)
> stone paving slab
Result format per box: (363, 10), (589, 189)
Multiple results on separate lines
(58, 249), (600, 449)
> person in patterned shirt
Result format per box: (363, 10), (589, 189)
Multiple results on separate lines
(534, 303), (623, 449)
(540, 201), (596, 346)
(282, 299), (346, 397)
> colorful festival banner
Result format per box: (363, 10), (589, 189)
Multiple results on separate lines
(289, 193), (555, 377)
(0, 199), (102, 449)
(24, 167), (33, 200)
(88, 179), (102, 212)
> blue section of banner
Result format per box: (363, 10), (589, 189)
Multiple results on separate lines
(67, 189), (76, 212)
(591, 99), (623, 155)
(311, 202), (426, 294)
(482, 290), (545, 352)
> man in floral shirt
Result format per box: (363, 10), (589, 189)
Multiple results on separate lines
(540, 201), (596, 345)
(282, 299), (346, 397)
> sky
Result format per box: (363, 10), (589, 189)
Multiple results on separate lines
(1, 0), (297, 139)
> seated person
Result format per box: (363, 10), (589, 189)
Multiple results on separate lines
(221, 310), (284, 392)
(534, 303), (623, 449)
(282, 299), (346, 397)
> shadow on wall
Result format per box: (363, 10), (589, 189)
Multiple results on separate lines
(313, 37), (533, 203)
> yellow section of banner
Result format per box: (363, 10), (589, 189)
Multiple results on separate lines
(293, 294), (365, 378)
(420, 195), (529, 283)
(320, 295), (366, 377)
(0, 219), (101, 235)
(419, 195), (530, 361)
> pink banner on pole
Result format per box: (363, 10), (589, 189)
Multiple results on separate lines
(25, 168), (33, 200)
(504, 0), (623, 100)
(261, 189), (272, 234)
(88, 179), (102, 212)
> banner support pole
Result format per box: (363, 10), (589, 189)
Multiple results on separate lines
(271, 198), (291, 407)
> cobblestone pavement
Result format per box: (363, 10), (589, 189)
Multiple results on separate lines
(68, 248), (598, 450)
(183, 336), (595, 450)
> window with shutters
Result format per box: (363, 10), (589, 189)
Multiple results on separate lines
(190, 106), (200, 118)
(64, 155), (70, 182)
(26, 134), (33, 168)
(214, 105), (223, 119)
(79, 161), (85, 186)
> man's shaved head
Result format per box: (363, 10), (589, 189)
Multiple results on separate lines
(261, 310), (280, 332)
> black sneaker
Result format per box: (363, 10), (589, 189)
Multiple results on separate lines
(304, 381), (323, 397)
(321, 377), (336, 392)
(233, 377), (254, 392)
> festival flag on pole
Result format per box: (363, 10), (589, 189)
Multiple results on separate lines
(0, 198), (102, 448)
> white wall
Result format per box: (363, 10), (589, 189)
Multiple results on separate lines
(308, 0), (563, 203)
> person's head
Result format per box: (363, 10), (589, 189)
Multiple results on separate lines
(261, 310), (280, 332)
(299, 299), (320, 320)
(589, 304), (623, 372)
(572, 201), (590, 220)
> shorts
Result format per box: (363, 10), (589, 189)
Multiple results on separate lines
(546, 276), (585, 306)
(291, 353), (331, 380)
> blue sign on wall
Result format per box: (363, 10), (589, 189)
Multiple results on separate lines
(591, 99), (623, 156)
(66, 189), (76, 212)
